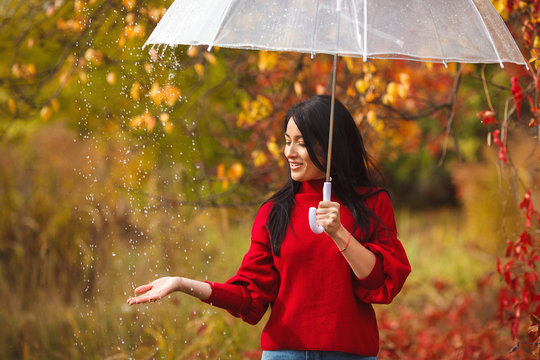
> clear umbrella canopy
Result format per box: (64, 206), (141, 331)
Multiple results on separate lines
(145, 0), (526, 67)
(144, 0), (526, 233)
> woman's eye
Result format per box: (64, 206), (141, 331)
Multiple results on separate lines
(298, 143), (305, 147)
(285, 142), (291, 146)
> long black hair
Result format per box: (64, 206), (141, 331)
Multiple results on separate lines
(265, 95), (385, 256)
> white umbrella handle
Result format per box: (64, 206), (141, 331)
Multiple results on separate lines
(308, 182), (332, 234)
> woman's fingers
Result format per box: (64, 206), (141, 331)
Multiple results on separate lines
(134, 283), (153, 294)
(127, 290), (163, 305)
(316, 201), (341, 235)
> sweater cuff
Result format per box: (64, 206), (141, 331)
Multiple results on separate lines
(201, 281), (248, 314)
(356, 255), (385, 289)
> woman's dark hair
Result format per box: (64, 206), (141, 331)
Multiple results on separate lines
(265, 95), (385, 256)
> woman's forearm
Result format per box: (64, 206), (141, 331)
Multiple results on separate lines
(178, 277), (212, 300)
(331, 226), (376, 279)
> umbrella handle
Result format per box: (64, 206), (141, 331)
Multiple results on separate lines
(308, 182), (332, 234)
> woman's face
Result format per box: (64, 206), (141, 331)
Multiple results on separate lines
(284, 118), (325, 182)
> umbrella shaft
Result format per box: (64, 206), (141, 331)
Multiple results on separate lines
(326, 54), (338, 182)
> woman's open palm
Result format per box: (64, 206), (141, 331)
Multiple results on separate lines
(127, 277), (180, 305)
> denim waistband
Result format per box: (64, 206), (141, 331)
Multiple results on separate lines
(261, 350), (377, 360)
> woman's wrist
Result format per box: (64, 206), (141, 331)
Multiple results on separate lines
(175, 276), (186, 293)
(331, 225), (350, 249)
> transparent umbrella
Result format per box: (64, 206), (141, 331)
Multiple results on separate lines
(145, 0), (527, 233)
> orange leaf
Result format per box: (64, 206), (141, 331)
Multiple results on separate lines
(122, 0), (136, 11)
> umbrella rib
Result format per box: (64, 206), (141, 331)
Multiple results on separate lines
(311, 0), (321, 57)
(351, 0), (363, 55)
(427, 2), (446, 66)
(208, 0), (235, 51)
(363, 0), (367, 61)
(469, 0), (503, 68)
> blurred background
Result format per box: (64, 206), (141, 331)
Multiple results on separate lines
(0, 0), (538, 359)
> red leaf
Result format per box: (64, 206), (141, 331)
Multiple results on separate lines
(511, 76), (524, 119)
(477, 110), (497, 125)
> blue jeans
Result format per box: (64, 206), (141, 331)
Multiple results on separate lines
(261, 350), (377, 360)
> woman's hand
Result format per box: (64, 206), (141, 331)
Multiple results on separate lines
(316, 200), (342, 237)
(127, 276), (182, 305)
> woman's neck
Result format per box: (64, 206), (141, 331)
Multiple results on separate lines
(298, 178), (326, 194)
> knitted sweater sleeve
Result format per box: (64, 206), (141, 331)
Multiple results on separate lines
(202, 202), (279, 325)
(353, 191), (411, 304)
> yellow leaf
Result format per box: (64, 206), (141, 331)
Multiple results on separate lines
(343, 57), (354, 71)
(187, 46), (198, 58)
(130, 81), (141, 101)
(204, 52), (217, 65)
(40, 106), (52, 121)
(11, 64), (21, 78)
(24, 64), (36, 79)
(366, 110), (384, 132)
(79, 72), (88, 83)
(355, 78), (368, 93)
(143, 112), (156, 131)
(7, 98), (16, 115)
(84, 48), (103, 65)
(159, 113), (169, 123)
(133, 24), (145, 38)
(386, 82), (398, 98)
(163, 121), (173, 134)
(346, 86), (356, 98)
(236, 112), (246, 127)
(74, 0), (84, 13)
(149, 82), (161, 105)
(381, 93), (394, 105)
(258, 51), (278, 71)
(51, 98), (60, 112)
(294, 81), (303, 97)
(399, 73), (410, 86)
(194, 63), (205, 77)
(267, 138), (281, 160)
(397, 84), (407, 99)
(106, 72), (116, 85)
(492, 0), (508, 19)
(227, 162), (244, 182)
(148, 7), (165, 23)
(130, 115), (144, 129)
(126, 13), (135, 25)
(362, 63), (376, 73)
(252, 150), (267, 167)
(163, 83), (181, 107)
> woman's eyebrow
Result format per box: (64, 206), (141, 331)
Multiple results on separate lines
(284, 134), (303, 140)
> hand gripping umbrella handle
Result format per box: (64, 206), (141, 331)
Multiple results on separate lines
(308, 182), (332, 234)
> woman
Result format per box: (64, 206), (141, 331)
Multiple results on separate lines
(127, 95), (411, 359)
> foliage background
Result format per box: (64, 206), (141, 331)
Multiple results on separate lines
(0, 0), (538, 359)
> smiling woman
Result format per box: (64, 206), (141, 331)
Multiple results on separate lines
(128, 95), (411, 360)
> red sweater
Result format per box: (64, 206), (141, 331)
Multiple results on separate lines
(203, 179), (410, 356)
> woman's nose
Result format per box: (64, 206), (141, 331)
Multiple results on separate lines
(284, 144), (296, 158)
